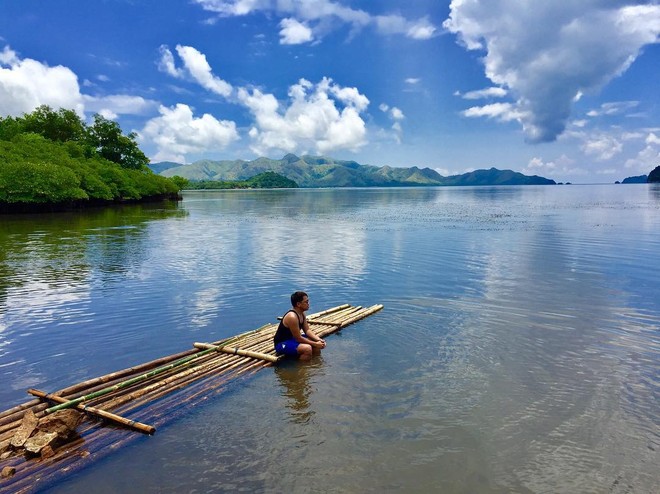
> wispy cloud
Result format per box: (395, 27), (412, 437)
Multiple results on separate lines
(158, 45), (232, 97)
(194, 0), (437, 44)
(462, 102), (524, 122)
(83, 94), (159, 119)
(586, 101), (640, 118)
(457, 87), (507, 100)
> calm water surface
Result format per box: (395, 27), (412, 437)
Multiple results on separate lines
(1, 185), (658, 493)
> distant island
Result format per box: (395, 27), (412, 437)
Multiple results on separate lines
(152, 154), (556, 188)
(619, 175), (648, 184)
(618, 165), (660, 184)
(181, 171), (298, 189)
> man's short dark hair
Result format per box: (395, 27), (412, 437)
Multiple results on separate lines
(291, 291), (308, 307)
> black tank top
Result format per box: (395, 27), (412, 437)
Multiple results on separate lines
(274, 310), (305, 346)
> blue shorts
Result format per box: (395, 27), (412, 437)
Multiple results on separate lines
(275, 338), (306, 357)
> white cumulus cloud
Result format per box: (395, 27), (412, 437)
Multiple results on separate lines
(0, 45), (84, 116)
(375, 14), (436, 39)
(140, 103), (239, 163)
(646, 133), (660, 146)
(581, 133), (623, 161)
(625, 132), (660, 173)
(379, 103), (404, 120)
(444, 1), (660, 143)
(523, 155), (583, 178)
(379, 103), (405, 143)
(390, 107), (404, 120)
(279, 18), (314, 44)
(158, 45), (184, 78)
(328, 82), (369, 112)
(237, 77), (369, 156)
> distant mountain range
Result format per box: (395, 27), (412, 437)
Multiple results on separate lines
(150, 154), (556, 187)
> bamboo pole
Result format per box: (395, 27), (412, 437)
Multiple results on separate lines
(52, 348), (200, 398)
(338, 304), (384, 328)
(53, 327), (260, 405)
(65, 340), (254, 413)
(0, 349), (206, 431)
(99, 352), (240, 411)
(0, 399), (41, 421)
(193, 343), (280, 363)
(77, 350), (224, 410)
(44, 344), (230, 414)
(27, 389), (155, 435)
(0, 403), (49, 429)
(304, 303), (350, 319)
(118, 358), (240, 411)
(97, 344), (258, 413)
(307, 320), (342, 326)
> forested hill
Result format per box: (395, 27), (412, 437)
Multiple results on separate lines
(152, 154), (556, 187)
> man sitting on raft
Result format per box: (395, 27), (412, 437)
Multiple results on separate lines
(274, 291), (326, 360)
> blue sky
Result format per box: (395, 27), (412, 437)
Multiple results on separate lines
(0, 1), (658, 183)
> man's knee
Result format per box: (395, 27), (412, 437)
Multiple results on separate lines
(298, 343), (313, 360)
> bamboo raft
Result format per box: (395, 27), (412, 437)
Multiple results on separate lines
(0, 303), (383, 493)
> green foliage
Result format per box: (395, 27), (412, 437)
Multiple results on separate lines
(0, 106), (86, 144)
(170, 175), (189, 190)
(0, 128), (179, 207)
(245, 171), (298, 188)
(87, 114), (149, 170)
(0, 106), (148, 170)
(22, 106), (87, 143)
(183, 172), (298, 189)
(0, 160), (87, 203)
(0, 115), (24, 141)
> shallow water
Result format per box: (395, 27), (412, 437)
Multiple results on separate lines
(1, 185), (658, 493)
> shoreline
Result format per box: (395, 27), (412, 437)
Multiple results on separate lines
(0, 192), (182, 214)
